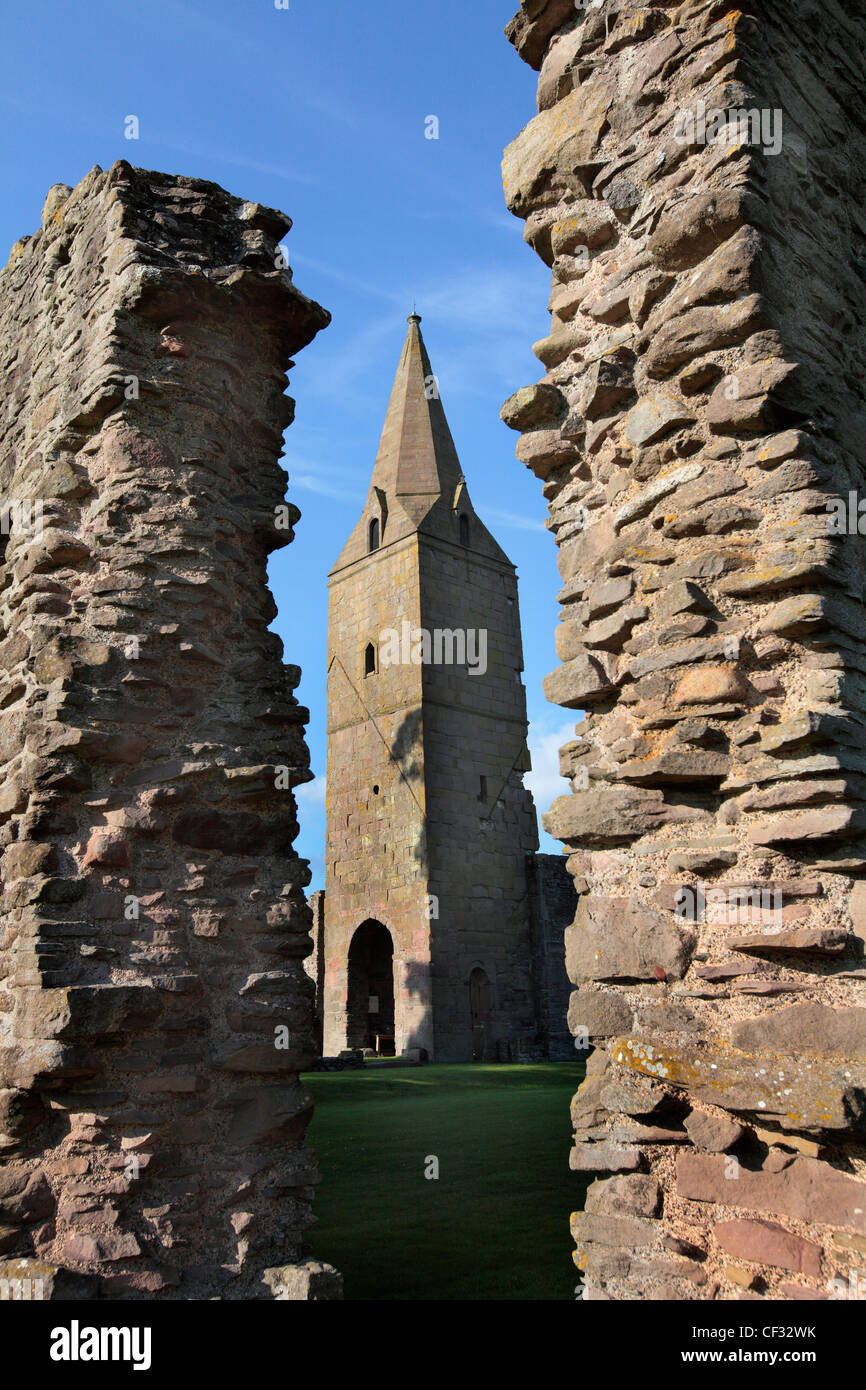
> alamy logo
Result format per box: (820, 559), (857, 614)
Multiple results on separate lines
(50, 1320), (152, 1371)
(826, 492), (866, 534)
(673, 100), (783, 157)
(828, 1271), (866, 1300)
(0, 1275), (44, 1299)
(0, 498), (44, 538)
(379, 621), (487, 676)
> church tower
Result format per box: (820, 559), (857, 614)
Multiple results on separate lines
(323, 314), (540, 1062)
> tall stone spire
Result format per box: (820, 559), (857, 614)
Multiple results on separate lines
(331, 314), (508, 573)
(369, 312), (464, 509)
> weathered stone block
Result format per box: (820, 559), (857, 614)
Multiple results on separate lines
(683, 1110), (745, 1154)
(263, 1260), (343, 1300)
(678, 1154), (866, 1235)
(566, 896), (695, 983)
(584, 1174), (661, 1219)
(712, 1218), (822, 1277)
(568, 986), (633, 1040)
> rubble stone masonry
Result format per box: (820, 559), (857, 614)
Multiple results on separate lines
(0, 162), (338, 1298)
(502, 0), (866, 1299)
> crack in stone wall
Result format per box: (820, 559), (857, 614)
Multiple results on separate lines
(502, 0), (866, 1300)
(0, 161), (339, 1299)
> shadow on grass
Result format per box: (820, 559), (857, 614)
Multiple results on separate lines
(302, 1061), (588, 1301)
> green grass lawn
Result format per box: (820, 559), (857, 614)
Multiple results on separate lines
(302, 1061), (588, 1301)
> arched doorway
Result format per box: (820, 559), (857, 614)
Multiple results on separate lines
(469, 966), (494, 1061)
(347, 920), (395, 1055)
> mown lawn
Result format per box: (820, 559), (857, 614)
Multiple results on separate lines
(302, 1061), (588, 1300)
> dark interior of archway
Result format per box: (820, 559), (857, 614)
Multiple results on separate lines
(347, 919), (395, 1055)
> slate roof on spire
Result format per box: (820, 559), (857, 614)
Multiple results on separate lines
(329, 314), (512, 575)
(369, 313), (464, 505)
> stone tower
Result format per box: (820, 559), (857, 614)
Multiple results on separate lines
(323, 314), (541, 1062)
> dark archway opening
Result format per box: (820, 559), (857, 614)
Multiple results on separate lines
(348, 920), (395, 1055)
(368, 516), (380, 552)
(469, 966), (494, 1062)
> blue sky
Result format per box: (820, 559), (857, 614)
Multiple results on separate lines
(1, 0), (575, 886)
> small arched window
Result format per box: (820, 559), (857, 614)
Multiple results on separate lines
(368, 517), (380, 552)
(364, 642), (377, 676)
(459, 514), (470, 546)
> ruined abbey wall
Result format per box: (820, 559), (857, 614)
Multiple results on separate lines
(503, 0), (866, 1299)
(0, 162), (338, 1299)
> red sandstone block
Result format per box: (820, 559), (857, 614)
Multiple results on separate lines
(713, 1218), (822, 1277)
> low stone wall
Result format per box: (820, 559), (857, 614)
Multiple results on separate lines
(503, 0), (866, 1300)
(527, 852), (575, 1059)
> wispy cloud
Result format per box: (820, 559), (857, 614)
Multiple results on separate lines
(290, 472), (357, 501)
(156, 0), (405, 144)
(155, 0), (265, 53)
(283, 450), (362, 503)
(526, 719), (579, 815)
(0, 91), (321, 190)
(304, 853), (326, 890)
(486, 507), (545, 533)
(153, 136), (322, 188)
(417, 267), (536, 333)
(294, 310), (408, 408)
(290, 251), (406, 304)
(296, 778), (326, 807)
(294, 265), (547, 414)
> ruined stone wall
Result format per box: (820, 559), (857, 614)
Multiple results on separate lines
(305, 891), (325, 1056)
(526, 852), (575, 1059)
(503, 0), (866, 1299)
(0, 162), (337, 1299)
